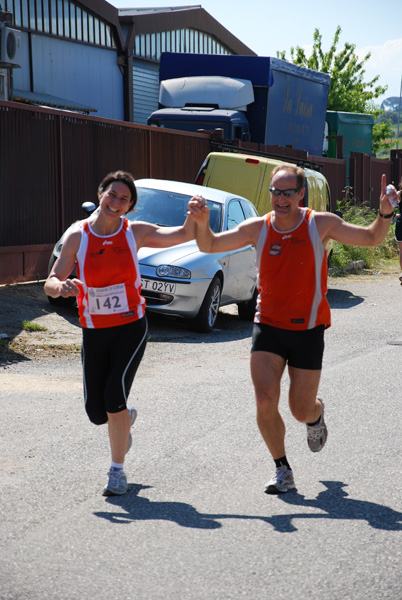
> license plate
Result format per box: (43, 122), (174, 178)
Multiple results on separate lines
(141, 278), (176, 294)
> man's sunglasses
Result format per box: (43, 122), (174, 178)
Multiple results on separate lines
(269, 187), (303, 198)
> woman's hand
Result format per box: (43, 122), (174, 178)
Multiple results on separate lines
(59, 278), (83, 298)
(187, 195), (209, 224)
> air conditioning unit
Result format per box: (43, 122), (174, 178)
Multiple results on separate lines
(0, 25), (22, 68)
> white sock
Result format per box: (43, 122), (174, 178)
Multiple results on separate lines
(111, 461), (124, 470)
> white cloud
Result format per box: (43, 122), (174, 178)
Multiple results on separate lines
(356, 38), (402, 101)
(299, 38), (402, 104)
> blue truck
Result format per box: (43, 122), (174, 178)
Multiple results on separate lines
(148, 53), (330, 156)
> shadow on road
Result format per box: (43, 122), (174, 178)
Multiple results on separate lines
(327, 288), (364, 309)
(146, 310), (253, 344)
(94, 484), (222, 529)
(272, 480), (402, 532)
(93, 480), (402, 534)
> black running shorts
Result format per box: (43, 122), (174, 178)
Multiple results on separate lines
(82, 317), (148, 425)
(395, 215), (402, 243)
(251, 322), (325, 370)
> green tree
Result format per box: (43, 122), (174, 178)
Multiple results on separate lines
(277, 26), (387, 113)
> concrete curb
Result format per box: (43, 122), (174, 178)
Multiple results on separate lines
(328, 260), (365, 276)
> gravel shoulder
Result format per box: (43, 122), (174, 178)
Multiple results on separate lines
(0, 266), (400, 363)
(0, 282), (82, 362)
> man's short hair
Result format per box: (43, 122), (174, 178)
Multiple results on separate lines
(271, 163), (305, 190)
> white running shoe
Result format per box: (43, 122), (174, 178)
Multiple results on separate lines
(102, 468), (128, 496)
(307, 399), (328, 452)
(265, 465), (296, 494)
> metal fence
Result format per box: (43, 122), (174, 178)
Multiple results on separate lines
(0, 100), (211, 282)
(0, 100), (211, 246)
(1, 100), (401, 284)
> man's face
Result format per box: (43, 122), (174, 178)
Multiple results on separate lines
(270, 170), (304, 217)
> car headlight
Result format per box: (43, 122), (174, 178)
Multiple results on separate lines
(156, 265), (191, 279)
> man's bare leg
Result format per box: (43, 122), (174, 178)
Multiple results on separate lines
(250, 351), (287, 459)
(287, 367), (322, 424)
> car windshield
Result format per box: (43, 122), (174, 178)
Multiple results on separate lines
(127, 187), (222, 233)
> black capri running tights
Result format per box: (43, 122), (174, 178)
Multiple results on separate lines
(82, 317), (148, 425)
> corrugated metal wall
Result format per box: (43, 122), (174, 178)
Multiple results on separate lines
(133, 59), (160, 125)
(13, 34), (125, 121)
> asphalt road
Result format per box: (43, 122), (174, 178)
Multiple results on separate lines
(1, 274), (401, 600)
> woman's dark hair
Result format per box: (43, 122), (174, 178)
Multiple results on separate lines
(98, 171), (137, 212)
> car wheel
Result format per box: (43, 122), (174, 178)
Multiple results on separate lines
(188, 275), (222, 333)
(237, 287), (258, 321)
(46, 254), (77, 308)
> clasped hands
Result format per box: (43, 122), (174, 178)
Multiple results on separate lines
(187, 195), (209, 223)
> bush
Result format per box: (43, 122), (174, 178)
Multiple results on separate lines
(330, 198), (398, 274)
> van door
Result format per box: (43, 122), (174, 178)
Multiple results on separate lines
(204, 154), (265, 207)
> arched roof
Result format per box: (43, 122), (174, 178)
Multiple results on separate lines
(118, 5), (257, 56)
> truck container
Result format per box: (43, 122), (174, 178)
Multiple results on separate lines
(148, 53), (330, 156)
(325, 110), (374, 174)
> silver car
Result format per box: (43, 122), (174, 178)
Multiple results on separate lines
(47, 179), (258, 332)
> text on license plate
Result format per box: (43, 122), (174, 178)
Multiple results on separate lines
(141, 278), (176, 294)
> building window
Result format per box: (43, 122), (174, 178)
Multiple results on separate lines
(151, 32), (156, 60)
(63, 0), (69, 38)
(88, 14), (94, 43)
(21, 1), (29, 27)
(70, 3), (76, 39)
(50, 0), (56, 33)
(145, 33), (151, 59)
(133, 27), (232, 59)
(100, 21), (105, 46)
(94, 17), (100, 45)
(82, 10), (88, 42)
(7, 0), (20, 27)
(36, 0), (43, 32)
(156, 32), (161, 61)
(5, 0), (115, 48)
(76, 6), (82, 40)
(105, 24), (111, 46)
(29, 0), (35, 29)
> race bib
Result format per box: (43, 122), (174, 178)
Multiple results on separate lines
(87, 283), (129, 315)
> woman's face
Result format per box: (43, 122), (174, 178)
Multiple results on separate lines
(98, 181), (132, 217)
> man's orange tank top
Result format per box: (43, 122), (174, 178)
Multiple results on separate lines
(76, 218), (145, 329)
(254, 208), (331, 331)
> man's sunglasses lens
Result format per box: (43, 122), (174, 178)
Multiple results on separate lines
(269, 187), (301, 197)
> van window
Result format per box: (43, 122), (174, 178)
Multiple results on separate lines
(227, 200), (246, 230)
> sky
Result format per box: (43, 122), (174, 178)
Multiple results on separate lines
(109, 0), (402, 105)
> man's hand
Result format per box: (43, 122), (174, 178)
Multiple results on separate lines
(187, 195), (209, 225)
(379, 174), (397, 216)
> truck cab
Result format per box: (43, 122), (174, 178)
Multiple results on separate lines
(148, 107), (250, 141)
(147, 75), (253, 142)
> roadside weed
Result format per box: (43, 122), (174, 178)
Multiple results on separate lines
(22, 320), (48, 332)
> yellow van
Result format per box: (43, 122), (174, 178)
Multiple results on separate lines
(195, 151), (333, 258)
(195, 152), (331, 215)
